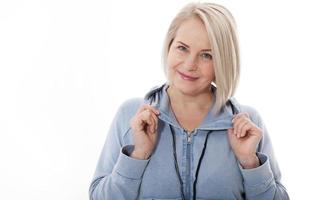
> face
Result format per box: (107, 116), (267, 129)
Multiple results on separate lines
(167, 17), (215, 96)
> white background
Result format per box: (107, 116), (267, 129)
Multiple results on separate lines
(0, 0), (315, 199)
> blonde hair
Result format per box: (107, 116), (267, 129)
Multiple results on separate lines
(162, 2), (240, 114)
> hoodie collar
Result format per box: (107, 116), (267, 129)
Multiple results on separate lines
(144, 83), (241, 132)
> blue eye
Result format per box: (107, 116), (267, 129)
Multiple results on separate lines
(201, 53), (212, 60)
(177, 45), (187, 52)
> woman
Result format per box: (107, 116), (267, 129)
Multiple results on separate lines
(89, 2), (289, 200)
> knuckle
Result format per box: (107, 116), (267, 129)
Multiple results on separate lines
(144, 104), (154, 110)
(238, 112), (249, 118)
(140, 104), (148, 110)
(142, 110), (150, 117)
(257, 127), (263, 134)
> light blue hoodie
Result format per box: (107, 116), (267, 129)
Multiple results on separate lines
(89, 84), (289, 200)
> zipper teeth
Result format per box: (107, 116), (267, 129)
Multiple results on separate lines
(186, 138), (191, 199)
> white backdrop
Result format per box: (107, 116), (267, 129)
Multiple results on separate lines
(1, 0), (315, 199)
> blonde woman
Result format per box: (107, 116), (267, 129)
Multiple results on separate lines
(89, 2), (289, 200)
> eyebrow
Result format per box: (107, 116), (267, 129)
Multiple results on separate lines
(176, 41), (212, 52)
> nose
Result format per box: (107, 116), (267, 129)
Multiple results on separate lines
(184, 54), (198, 71)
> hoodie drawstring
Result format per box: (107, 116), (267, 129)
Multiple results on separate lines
(169, 100), (237, 199)
(170, 124), (212, 200)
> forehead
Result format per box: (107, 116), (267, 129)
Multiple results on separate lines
(174, 17), (212, 49)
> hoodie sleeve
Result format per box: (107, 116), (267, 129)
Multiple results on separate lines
(89, 99), (150, 200)
(239, 108), (290, 200)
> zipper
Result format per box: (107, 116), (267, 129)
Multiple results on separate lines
(186, 129), (194, 144)
(186, 138), (192, 199)
(183, 130), (193, 145)
(184, 129), (192, 199)
(187, 132), (192, 143)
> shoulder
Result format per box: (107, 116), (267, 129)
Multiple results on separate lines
(115, 98), (144, 121)
(110, 98), (144, 141)
(234, 101), (264, 127)
(119, 97), (144, 110)
(239, 104), (260, 117)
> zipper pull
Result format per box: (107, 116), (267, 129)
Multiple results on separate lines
(184, 129), (193, 143)
(188, 134), (192, 143)
(187, 132), (192, 143)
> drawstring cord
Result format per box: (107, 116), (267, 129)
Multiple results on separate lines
(169, 100), (237, 199)
(170, 124), (212, 200)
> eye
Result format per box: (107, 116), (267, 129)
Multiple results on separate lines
(201, 53), (212, 60)
(176, 45), (187, 52)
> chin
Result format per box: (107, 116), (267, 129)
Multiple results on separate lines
(172, 81), (203, 96)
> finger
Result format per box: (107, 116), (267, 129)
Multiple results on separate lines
(139, 111), (153, 128)
(235, 118), (249, 138)
(151, 112), (160, 133)
(232, 117), (246, 136)
(240, 122), (253, 138)
(145, 109), (159, 133)
(227, 128), (234, 136)
(152, 114), (158, 133)
(131, 107), (158, 133)
(149, 115), (155, 134)
(142, 111), (157, 134)
(147, 113), (156, 134)
(232, 112), (249, 123)
(138, 104), (160, 115)
(227, 128), (237, 140)
(136, 105), (148, 115)
(131, 114), (145, 132)
(232, 113), (249, 122)
(243, 121), (262, 138)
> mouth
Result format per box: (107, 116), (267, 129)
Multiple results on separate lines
(177, 71), (199, 81)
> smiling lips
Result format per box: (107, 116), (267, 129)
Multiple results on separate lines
(178, 71), (199, 81)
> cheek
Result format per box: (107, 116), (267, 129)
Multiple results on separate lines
(167, 50), (183, 69)
(166, 54), (173, 69)
(202, 63), (215, 80)
(166, 54), (181, 81)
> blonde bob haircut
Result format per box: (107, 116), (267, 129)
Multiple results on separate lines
(162, 2), (240, 114)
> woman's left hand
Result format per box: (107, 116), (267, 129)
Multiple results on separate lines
(227, 112), (263, 169)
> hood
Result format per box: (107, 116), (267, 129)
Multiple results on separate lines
(144, 83), (241, 132)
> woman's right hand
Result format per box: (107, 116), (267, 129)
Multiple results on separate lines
(129, 104), (160, 160)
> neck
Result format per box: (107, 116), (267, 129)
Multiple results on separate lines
(166, 85), (213, 111)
